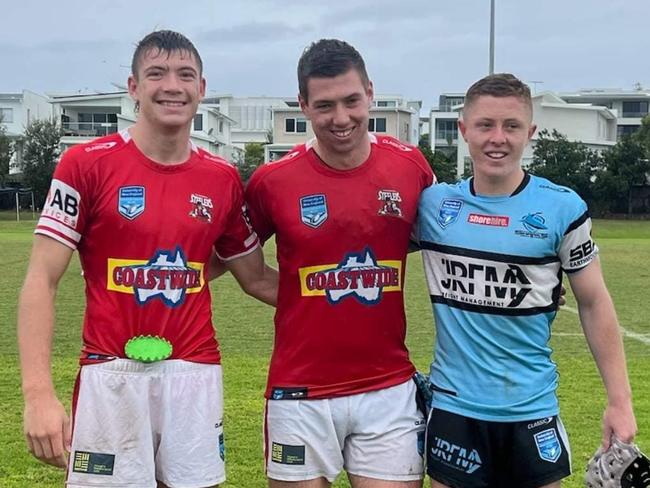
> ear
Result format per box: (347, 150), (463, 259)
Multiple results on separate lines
(458, 118), (468, 141)
(298, 94), (309, 119)
(127, 74), (138, 101)
(366, 80), (374, 106)
(199, 77), (206, 99)
(528, 123), (537, 140)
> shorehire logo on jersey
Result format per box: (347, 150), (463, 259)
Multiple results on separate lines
(107, 247), (204, 307)
(298, 247), (402, 305)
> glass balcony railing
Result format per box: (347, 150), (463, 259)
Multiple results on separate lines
(621, 112), (649, 119)
(62, 122), (118, 137)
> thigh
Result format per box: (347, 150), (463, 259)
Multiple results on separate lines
(425, 409), (492, 488)
(265, 398), (343, 483)
(155, 362), (226, 488)
(349, 473), (422, 488)
(345, 380), (426, 482)
(67, 361), (156, 488)
(508, 416), (571, 488)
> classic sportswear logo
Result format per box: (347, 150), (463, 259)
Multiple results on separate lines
(107, 247), (204, 307)
(299, 248), (402, 305)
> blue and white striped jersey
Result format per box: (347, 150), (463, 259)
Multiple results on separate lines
(417, 173), (598, 421)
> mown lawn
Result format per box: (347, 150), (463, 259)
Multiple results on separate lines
(0, 220), (647, 487)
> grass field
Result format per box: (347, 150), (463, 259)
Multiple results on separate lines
(0, 220), (648, 487)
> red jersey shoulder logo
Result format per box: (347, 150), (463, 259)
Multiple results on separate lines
(377, 189), (403, 218)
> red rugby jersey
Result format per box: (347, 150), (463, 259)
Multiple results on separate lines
(246, 134), (434, 399)
(36, 130), (259, 364)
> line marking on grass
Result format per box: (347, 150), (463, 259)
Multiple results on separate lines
(560, 305), (650, 345)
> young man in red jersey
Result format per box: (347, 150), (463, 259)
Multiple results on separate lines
(246, 39), (435, 487)
(18, 30), (277, 488)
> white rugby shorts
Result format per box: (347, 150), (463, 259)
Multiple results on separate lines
(66, 359), (225, 488)
(264, 378), (426, 482)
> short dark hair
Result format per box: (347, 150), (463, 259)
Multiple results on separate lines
(297, 39), (369, 102)
(464, 73), (532, 114)
(131, 30), (203, 77)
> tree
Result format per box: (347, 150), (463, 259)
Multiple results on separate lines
(0, 113), (14, 188)
(238, 142), (265, 182)
(528, 129), (603, 212)
(418, 135), (458, 184)
(597, 135), (650, 214)
(19, 119), (63, 207)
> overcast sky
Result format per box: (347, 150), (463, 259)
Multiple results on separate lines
(2, 0), (648, 112)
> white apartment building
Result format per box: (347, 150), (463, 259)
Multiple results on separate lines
(558, 88), (650, 139)
(264, 95), (422, 162)
(456, 92), (618, 176)
(47, 91), (240, 160)
(0, 91), (52, 174)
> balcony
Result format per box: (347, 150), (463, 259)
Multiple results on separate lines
(62, 121), (118, 137)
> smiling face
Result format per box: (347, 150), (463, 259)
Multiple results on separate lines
(459, 95), (536, 194)
(299, 68), (373, 168)
(128, 48), (205, 133)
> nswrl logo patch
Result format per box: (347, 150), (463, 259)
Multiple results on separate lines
(72, 451), (115, 475)
(300, 194), (328, 228)
(437, 199), (463, 228)
(534, 428), (562, 463)
(118, 186), (145, 220)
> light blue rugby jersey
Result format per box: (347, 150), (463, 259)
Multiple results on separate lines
(417, 173), (598, 421)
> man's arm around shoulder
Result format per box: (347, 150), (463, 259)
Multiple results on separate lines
(18, 235), (74, 468)
(568, 258), (637, 449)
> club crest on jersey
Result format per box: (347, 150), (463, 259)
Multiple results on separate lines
(189, 193), (213, 223)
(300, 194), (328, 228)
(516, 212), (549, 239)
(534, 429), (562, 463)
(437, 199), (463, 228)
(107, 247), (204, 307)
(118, 186), (145, 220)
(377, 189), (403, 218)
(299, 248), (401, 305)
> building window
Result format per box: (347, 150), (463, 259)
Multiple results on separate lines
(219, 120), (224, 133)
(285, 117), (307, 133)
(368, 117), (387, 132)
(375, 100), (396, 107)
(622, 101), (649, 118)
(436, 119), (458, 142)
(617, 125), (640, 138)
(194, 114), (203, 131)
(0, 108), (13, 123)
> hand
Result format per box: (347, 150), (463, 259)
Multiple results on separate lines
(602, 401), (637, 450)
(24, 393), (71, 468)
(558, 284), (567, 307)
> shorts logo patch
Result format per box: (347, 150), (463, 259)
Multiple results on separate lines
(438, 199), (463, 228)
(219, 433), (225, 461)
(271, 442), (305, 465)
(118, 186), (145, 220)
(417, 430), (425, 456)
(72, 451), (115, 475)
(271, 387), (308, 400)
(299, 194), (328, 228)
(534, 428), (562, 463)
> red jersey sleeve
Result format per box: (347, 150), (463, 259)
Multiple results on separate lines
(35, 146), (93, 250)
(213, 169), (260, 261)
